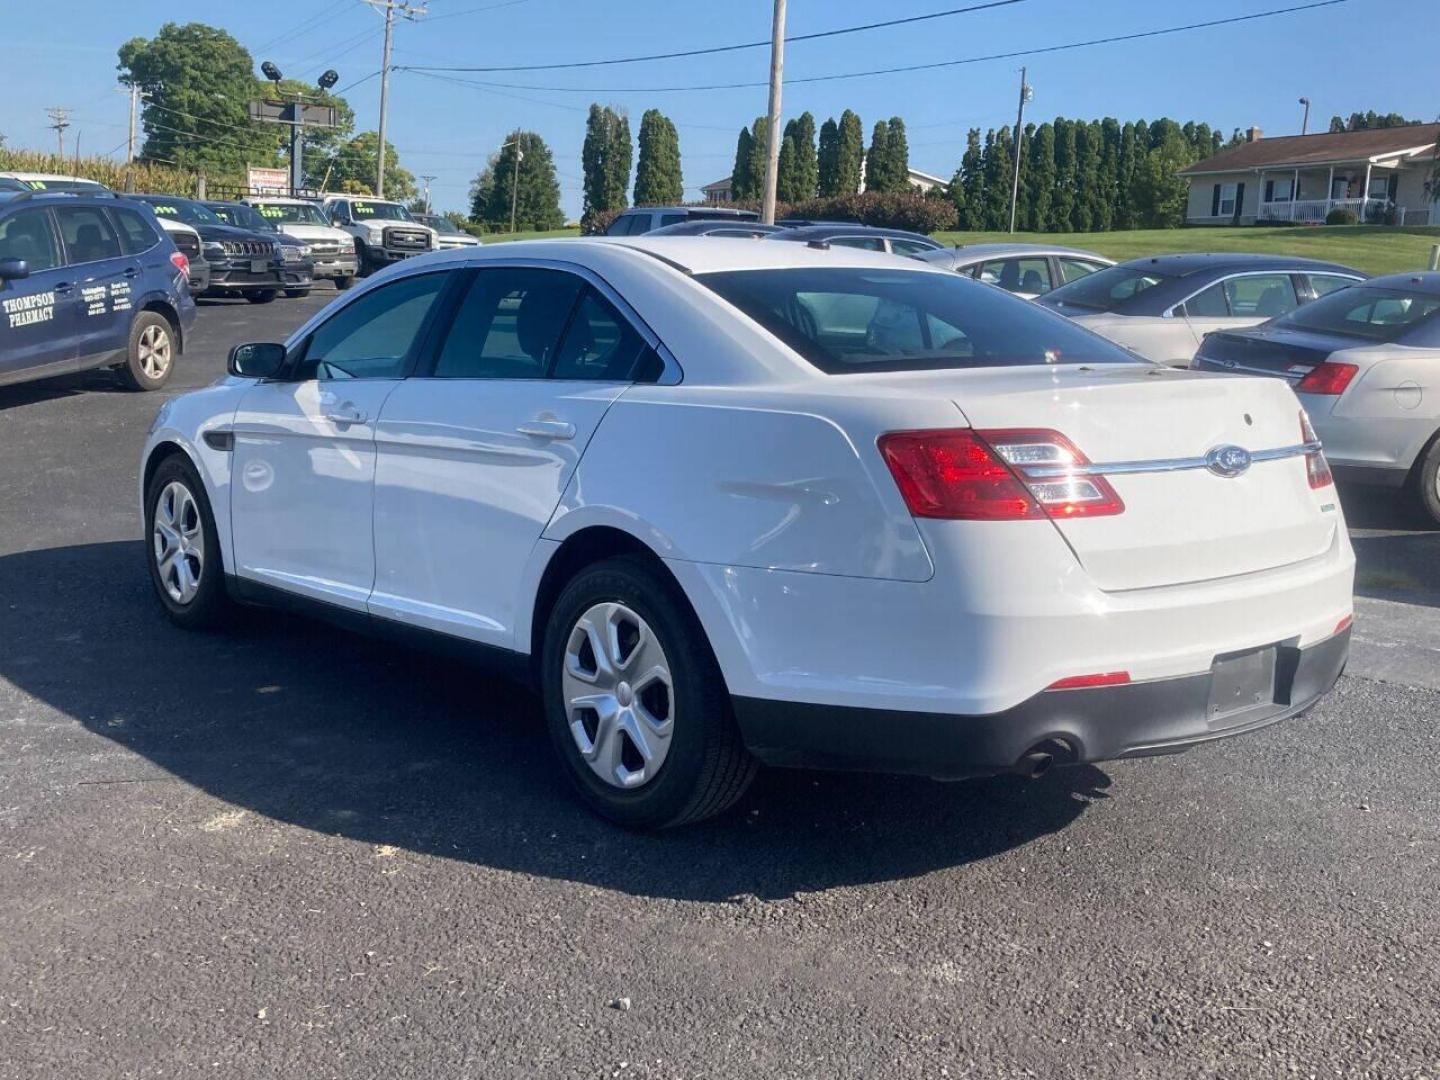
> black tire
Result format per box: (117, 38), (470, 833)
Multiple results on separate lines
(356, 244), (377, 277)
(1411, 433), (1440, 527)
(284, 288), (311, 299)
(143, 454), (232, 630)
(541, 555), (756, 829)
(246, 290), (278, 305)
(117, 311), (176, 391)
(333, 275), (355, 291)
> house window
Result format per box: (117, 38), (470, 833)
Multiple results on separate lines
(1218, 183), (1238, 216)
(1368, 175), (1391, 200)
(1268, 177), (1293, 202)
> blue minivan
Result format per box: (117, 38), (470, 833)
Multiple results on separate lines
(0, 191), (196, 392)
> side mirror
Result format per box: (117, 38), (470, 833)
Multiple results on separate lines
(228, 342), (288, 380)
(0, 258), (30, 282)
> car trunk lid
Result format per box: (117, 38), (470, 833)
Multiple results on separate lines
(1193, 327), (1339, 382)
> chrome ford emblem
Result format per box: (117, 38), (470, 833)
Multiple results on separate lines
(1206, 445), (1252, 477)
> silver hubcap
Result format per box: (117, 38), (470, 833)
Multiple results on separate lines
(138, 324), (172, 380)
(563, 602), (674, 790)
(152, 481), (204, 604)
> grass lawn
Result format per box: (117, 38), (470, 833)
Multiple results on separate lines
(481, 227), (581, 243)
(930, 225), (1440, 277)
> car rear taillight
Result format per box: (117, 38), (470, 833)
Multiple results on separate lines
(1046, 671), (1132, 691)
(1300, 411), (1332, 489)
(877, 428), (1124, 521)
(169, 250), (189, 277)
(1295, 361), (1358, 395)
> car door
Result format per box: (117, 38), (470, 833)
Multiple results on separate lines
(229, 270), (452, 610)
(52, 204), (135, 363)
(0, 206), (81, 382)
(370, 265), (655, 648)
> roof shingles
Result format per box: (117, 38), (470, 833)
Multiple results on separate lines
(1179, 124), (1440, 175)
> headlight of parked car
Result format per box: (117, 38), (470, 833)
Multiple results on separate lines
(202, 241), (225, 261)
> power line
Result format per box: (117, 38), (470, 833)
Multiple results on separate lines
(400, 0), (1351, 93)
(404, 0), (1024, 73)
(256, 0), (354, 56)
(424, 0), (538, 22)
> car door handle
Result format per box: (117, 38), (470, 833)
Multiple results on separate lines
(123, 267), (140, 279)
(54, 282), (74, 295)
(516, 419), (576, 440)
(321, 403), (367, 424)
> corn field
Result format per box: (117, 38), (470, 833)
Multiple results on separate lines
(0, 148), (240, 197)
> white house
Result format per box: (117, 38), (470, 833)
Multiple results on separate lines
(700, 166), (948, 204)
(1179, 123), (1440, 226)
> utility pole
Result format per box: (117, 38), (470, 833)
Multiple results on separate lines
(420, 174), (436, 213)
(124, 85), (139, 164)
(45, 106), (71, 159)
(760, 0), (786, 225)
(363, 0), (427, 198)
(510, 146), (524, 234)
(1298, 96), (1311, 135)
(1007, 67), (1033, 234)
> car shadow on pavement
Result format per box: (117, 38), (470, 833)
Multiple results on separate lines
(0, 369), (130, 410)
(0, 541), (1109, 901)
(1350, 532), (1440, 607)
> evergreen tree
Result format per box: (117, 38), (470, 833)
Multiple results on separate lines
(887, 117), (910, 191)
(1050, 118), (1076, 232)
(1129, 130), (1194, 228)
(1096, 117), (1120, 231)
(731, 125), (756, 201)
(582, 104), (630, 215)
(470, 129), (564, 232)
(865, 121), (891, 192)
(776, 134), (803, 202)
(634, 109), (682, 205)
(1023, 122), (1054, 232)
(1071, 120), (1103, 231)
(980, 126), (1013, 230)
(781, 112), (818, 200)
(836, 110), (865, 195)
(817, 117), (841, 195)
(956, 128), (985, 231)
(745, 117), (771, 200)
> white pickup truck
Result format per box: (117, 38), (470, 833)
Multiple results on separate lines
(243, 196), (359, 289)
(319, 195), (437, 277)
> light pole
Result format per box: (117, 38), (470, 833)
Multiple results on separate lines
(1298, 97), (1311, 135)
(1007, 68), (1033, 234)
(500, 137), (524, 235)
(420, 174), (436, 213)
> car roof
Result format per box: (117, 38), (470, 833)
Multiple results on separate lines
(1352, 271), (1440, 296)
(622, 205), (756, 218)
(767, 224), (937, 244)
(950, 242), (1110, 260)
(1112, 252), (1361, 277)
(581, 235), (954, 275)
(646, 220), (783, 236)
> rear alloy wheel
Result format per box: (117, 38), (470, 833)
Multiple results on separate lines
(144, 455), (231, 629)
(542, 556), (756, 828)
(246, 290), (278, 305)
(1413, 434), (1440, 527)
(118, 312), (174, 391)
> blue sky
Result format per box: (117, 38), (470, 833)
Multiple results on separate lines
(4, 0), (1437, 219)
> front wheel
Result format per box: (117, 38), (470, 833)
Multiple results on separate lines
(541, 556), (756, 829)
(144, 454), (232, 629)
(117, 311), (175, 391)
(1412, 434), (1440, 527)
(246, 290), (278, 305)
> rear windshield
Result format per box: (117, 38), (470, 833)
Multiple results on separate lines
(1272, 285), (1440, 342)
(696, 267), (1143, 373)
(1042, 265), (1169, 312)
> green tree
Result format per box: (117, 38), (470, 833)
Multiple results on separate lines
(835, 110), (865, 196)
(817, 118), (840, 195)
(1095, 117), (1120, 231)
(470, 130), (564, 232)
(1049, 118), (1076, 231)
(730, 125), (756, 201)
(955, 127), (984, 230)
(776, 134), (802, 202)
(634, 109), (682, 205)
(582, 104), (631, 215)
(118, 22), (275, 175)
(980, 126), (1013, 229)
(887, 117), (910, 191)
(1022, 122), (1054, 232)
(746, 117), (770, 200)
(1129, 130), (1194, 228)
(780, 112), (818, 201)
(864, 121), (890, 192)
(1071, 120), (1102, 231)
(325, 132), (414, 199)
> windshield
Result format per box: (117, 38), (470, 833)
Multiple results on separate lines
(11, 177), (108, 193)
(209, 204), (274, 232)
(697, 267), (1142, 374)
(348, 200), (413, 222)
(138, 197), (222, 227)
(1272, 285), (1440, 342)
(1043, 265), (1169, 312)
(420, 215), (464, 236)
(252, 201), (329, 227)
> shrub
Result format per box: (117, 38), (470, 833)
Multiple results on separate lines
(786, 191), (958, 233)
(1325, 206), (1359, 226)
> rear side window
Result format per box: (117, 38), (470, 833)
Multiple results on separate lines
(830, 236), (884, 251)
(0, 209), (61, 272)
(112, 208), (159, 255)
(659, 214), (685, 229)
(551, 288), (648, 381)
(1183, 283), (1229, 318)
(697, 267), (1141, 374)
(1059, 258), (1105, 283)
(432, 267), (582, 379)
(1308, 274), (1357, 298)
(1045, 265), (1167, 311)
(54, 206), (123, 264)
(889, 239), (936, 256)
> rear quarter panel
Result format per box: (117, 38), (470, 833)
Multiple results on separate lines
(1310, 344), (1440, 469)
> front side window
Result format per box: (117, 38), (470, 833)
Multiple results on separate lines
(54, 206), (123, 264)
(432, 267), (582, 379)
(1224, 274), (1298, 318)
(1183, 283), (1229, 318)
(112, 208), (159, 255)
(1273, 286), (1440, 343)
(1044, 266), (1168, 312)
(0, 209), (60, 272)
(698, 267), (1141, 374)
(299, 272), (449, 380)
(978, 257), (1052, 295)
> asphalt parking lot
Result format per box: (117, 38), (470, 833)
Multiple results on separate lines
(2, 287), (1438, 1080)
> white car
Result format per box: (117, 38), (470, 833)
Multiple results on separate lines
(915, 243), (1114, 299)
(1193, 271), (1440, 523)
(319, 195), (436, 276)
(243, 196), (359, 288)
(1038, 254), (1367, 365)
(139, 238), (1355, 827)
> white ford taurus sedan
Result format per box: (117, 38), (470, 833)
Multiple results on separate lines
(140, 238), (1355, 827)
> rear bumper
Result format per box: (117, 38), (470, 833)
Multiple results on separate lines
(734, 627), (1350, 779)
(1333, 463), (1408, 489)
